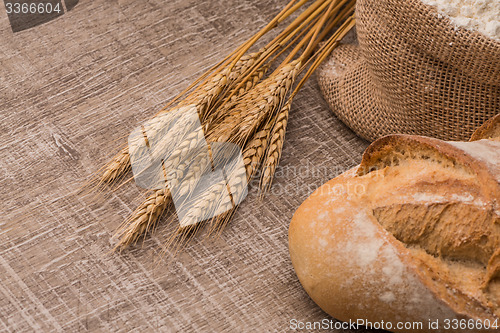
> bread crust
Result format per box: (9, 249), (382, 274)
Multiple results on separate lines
(470, 114), (500, 142)
(289, 115), (500, 332)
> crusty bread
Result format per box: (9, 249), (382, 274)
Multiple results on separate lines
(289, 115), (500, 333)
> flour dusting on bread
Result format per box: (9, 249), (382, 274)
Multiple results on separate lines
(448, 140), (500, 182)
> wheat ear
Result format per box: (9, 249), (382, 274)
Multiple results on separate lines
(100, 75), (229, 186)
(101, 147), (131, 184)
(230, 64), (269, 103)
(111, 55), (256, 248)
(161, 60), (272, 204)
(260, 100), (291, 192)
(209, 59), (300, 145)
(204, 64), (269, 133)
(170, 151), (248, 240)
(114, 188), (172, 250)
(113, 120), (212, 250)
(177, 69), (229, 119)
(242, 120), (273, 180)
(200, 116), (277, 237)
(162, 63), (298, 244)
(99, 52), (265, 186)
(153, 66), (296, 249)
(205, 160), (248, 236)
(227, 50), (263, 85)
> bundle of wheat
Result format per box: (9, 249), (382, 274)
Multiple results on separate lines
(87, 0), (356, 252)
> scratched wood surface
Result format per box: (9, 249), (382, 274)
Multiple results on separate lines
(0, 1), (370, 332)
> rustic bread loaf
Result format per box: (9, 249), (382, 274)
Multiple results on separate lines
(289, 114), (500, 332)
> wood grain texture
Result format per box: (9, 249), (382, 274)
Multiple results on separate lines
(0, 1), (370, 331)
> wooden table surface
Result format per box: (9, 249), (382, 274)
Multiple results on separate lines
(0, 1), (370, 331)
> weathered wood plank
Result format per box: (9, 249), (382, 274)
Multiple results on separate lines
(0, 1), (369, 331)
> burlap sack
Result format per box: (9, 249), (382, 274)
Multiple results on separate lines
(318, 0), (500, 142)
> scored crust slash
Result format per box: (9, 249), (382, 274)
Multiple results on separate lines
(289, 114), (500, 333)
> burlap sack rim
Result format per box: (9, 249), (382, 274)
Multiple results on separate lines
(375, 0), (500, 86)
